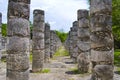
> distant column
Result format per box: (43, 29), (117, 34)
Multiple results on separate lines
(7, 0), (30, 80)
(32, 9), (45, 72)
(0, 13), (2, 61)
(69, 28), (73, 58)
(71, 21), (78, 63)
(77, 10), (90, 73)
(90, 0), (113, 80)
(45, 23), (50, 63)
(50, 30), (54, 58)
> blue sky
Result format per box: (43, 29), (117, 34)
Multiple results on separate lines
(0, 0), (89, 32)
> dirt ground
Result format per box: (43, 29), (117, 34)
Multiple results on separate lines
(0, 56), (120, 80)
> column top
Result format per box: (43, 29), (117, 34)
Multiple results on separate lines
(45, 23), (50, 30)
(0, 12), (2, 25)
(9, 0), (31, 4)
(0, 12), (2, 17)
(90, 0), (112, 14)
(77, 9), (89, 20)
(33, 9), (44, 15)
(73, 21), (78, 27)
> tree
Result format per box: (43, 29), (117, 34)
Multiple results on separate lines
(112, 0), (120, 49)
(55, 30), (68, 43)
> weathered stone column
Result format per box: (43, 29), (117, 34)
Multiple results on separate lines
(90, 0), (113, 80)
(69, 28), (73, 58)
(77, 10), (90, 73)
(7, 0), (30, 80)
(45, 23), (50, 63)
(50, 30), (54, 58)
(32, 10), (45, 72)
(71, 21), (78, 63)
(64, 33), (70, 52)
(0, 13), (2, 61)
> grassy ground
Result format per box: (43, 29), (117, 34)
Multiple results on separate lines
(54, 46), (69, 57)
(114, 49), (120, 67)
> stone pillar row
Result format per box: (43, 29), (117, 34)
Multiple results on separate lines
(65, 0), (113, 78)
(50, 30), (62, 58)
(5, 0), (113, 79)
(6, 1), (62, 80)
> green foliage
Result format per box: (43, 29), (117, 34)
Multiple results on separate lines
(55, 30), (68, 43)
(112, 0), (120, 49)
(54, 46), (69, 57)
(114, 49), (120, 67)
(2, 23), (7, 37)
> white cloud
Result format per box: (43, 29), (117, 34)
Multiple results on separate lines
(0, 0), (89, 32)
(31, 0), (89, 32)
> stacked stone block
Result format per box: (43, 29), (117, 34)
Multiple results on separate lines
(77, 10), (90, 73)
(50, 30), (54, 58)
(7, 0), (30, 80)
(45, 23), (50, 62)
(64, 33), (70, 52)
(90, 0), (114, 80)
(71, 21), (78, 63)
(50, 30), (62, 58)
(54, 32), (62, 51)
(69, 28), (73, 58)
(32, 9), (45, 72)
(0, 13), (2, 60)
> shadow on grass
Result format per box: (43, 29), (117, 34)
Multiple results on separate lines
(114, 71), (120, 74)
(65, 61), (75, 64)
(65, 68), (85, 75)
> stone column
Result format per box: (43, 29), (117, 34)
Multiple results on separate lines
(90, 0), (113, 80)
(77, 10), (90, 73)
(7, 0), (30, 80)
(45, 23), (50, 63)
(71, 21), (78, 63)
(64, 33), (70, 52)
(32, 10), (45, 72)
(50, 30), (54, 58)
(69, 28), (73, 58)
(0, 13), (2, 61)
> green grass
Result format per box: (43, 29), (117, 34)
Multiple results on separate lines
(114, 49), (120, 67)
(30, 52), (33, 62)
(36, 68), (50, 73)
(69, 67), (80, 74)
(54, 46), (69, 57)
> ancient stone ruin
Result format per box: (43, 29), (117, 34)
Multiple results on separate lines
(77, 10), (90, 73)
(0, 12), (2, 61)
(7, 0), (31, 80)
(45, 23), (50, 63)
(32, 9), (45, 72)
(90, 0), (114, 80)
(0, 0), (115, 80)
(71, 21), (78, 63)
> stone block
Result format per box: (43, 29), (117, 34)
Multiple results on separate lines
(7, 18), (30, 37)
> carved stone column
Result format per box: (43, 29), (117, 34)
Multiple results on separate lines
(32, 9), (45, 72)
(0, 13), (2, 61)
(77, 10), (90, 73)
(45, 23), (50, 62)
(7, 0), (30, 80)
(90, 0), (113, 80)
